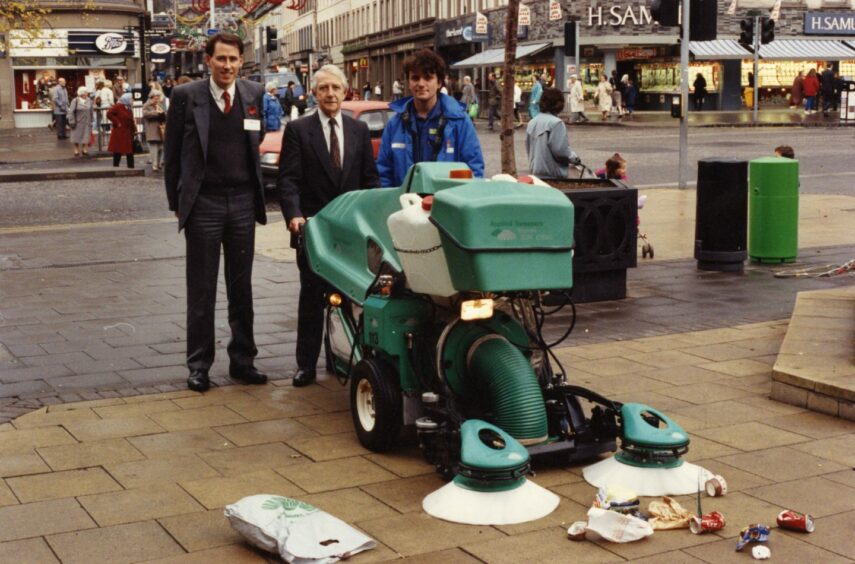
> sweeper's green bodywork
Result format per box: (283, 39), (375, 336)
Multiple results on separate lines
(302, 163), (688, 479)
(303, 163), (575, 304)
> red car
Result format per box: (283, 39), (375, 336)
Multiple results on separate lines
(260, 100), (393, 189)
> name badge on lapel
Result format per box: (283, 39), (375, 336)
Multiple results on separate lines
(244, 119), (261, 132)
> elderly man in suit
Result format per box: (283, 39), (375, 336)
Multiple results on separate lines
(51, 78), (69, 139)
(163, 32), (268, 392)
(278, 64), (380, 387)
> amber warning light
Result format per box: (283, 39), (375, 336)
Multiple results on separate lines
(449, 169), (473, 179)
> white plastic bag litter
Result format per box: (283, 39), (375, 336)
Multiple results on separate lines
(224, 495), (376, 564)
(586, 507), (654, 543)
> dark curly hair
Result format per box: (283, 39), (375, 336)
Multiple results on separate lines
(206, 32), (244, 56)
(539, 87), (564, 115)
(402, 49), (446, 84)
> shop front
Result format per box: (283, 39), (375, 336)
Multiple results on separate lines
(7, 29), (139, 129)
(749, 39), (855, 107)
(435, 15), (489, 84)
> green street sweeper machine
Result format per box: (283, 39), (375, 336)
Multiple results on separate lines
(302, 163), (703, 507)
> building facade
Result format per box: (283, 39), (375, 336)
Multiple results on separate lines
(0, 0), (146, 129)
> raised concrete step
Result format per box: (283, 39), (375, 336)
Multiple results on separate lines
(771, 286), (855, 421)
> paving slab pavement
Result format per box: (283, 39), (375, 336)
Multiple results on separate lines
(0, 322), (852, 562)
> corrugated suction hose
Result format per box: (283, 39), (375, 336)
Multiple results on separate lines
(467, 335), (548, 445)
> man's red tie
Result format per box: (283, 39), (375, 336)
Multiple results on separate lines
(222, 91), (232, 114)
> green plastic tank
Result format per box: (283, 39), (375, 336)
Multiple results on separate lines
(748, 157), (799, 263)
(430, 181), (575, 292)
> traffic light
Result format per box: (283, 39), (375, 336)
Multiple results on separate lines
(739, 17), (755, 47)
(651, 0), (679, 27)
(690, 0), (717, 41)
(760, 16), (775, 44)
(266, 26), (278, 52)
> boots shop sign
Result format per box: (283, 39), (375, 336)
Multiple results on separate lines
(95, 33), (128, 54)
(587, 4), (653, 27)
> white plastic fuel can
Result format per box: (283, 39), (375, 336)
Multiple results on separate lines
(386, 193), (456, 297)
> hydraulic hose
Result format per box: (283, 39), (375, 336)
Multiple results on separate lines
(467, 335), (548, 445)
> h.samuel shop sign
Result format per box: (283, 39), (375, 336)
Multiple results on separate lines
(804, 12), (855, 35)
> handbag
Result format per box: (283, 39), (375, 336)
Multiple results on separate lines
(132, 134), (144, 154)
(157, 123), (166, 140)
(467, 102), (479, 119)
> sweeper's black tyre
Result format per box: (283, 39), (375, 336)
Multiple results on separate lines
(350, 358), (402, 452)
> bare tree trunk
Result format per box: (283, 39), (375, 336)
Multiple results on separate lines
(501, 0), (520, 175)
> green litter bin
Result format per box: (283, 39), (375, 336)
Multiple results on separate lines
(748, 157), (799, 263)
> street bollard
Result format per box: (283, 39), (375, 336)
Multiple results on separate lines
(748, 157), (799, 263)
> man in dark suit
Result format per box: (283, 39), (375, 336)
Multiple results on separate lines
(278, 64), (380, 387)
(163, 32), (268, 392)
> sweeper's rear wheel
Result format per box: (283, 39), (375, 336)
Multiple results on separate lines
(350, 358), (402, 452)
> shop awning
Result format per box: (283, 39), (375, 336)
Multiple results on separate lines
(758, 39), (855, 60)
(451, 43), (552, 68)
(690, 40), (752, 60)
(845, 40), (855, 54)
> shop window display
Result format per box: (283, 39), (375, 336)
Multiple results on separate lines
(738, 60), (855, 106)
(636, 63), (719, 93)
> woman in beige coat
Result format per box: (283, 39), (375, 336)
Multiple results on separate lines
(568, 74), (589, 123)
(68, 86), (94, 156)
(142, 91), (167, 171)
(595, 75), (613, 121)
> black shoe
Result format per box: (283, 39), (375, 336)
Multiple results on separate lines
(229, 364), (268, 385)
(292, 368), (316, 388)
(187, 369), (210, 392)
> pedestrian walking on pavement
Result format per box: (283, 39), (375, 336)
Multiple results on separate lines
(163, 32), (268, 393)
(67, 86), (94, 157)
(526, 87), (579, 180)
(820, 64), (835, 116)
(595, 74), (613, 121)
(624, 78), (638, 116)
(528, 74), (543, 119)
(610, 71), (624, 118)
(374, 81), (382, 100)
(142, 91), (167, 171)
(51, 78), (69, 139)
(487, 72), (501, 131)
(693, 72), (707, 111)
(461, 75), (478, 120)
(263, 81), (284, 132)
(790, 71), (804, 109)
(97, 80), (115, 131)
(803, 68), (820, 113)
(568, 74), (589, 123)
(277, 64), (380, 388)
(112, 76), (127, 101)
(392, 78), (403, 101)
(363, 82), (372, 100)
(513, 82), (523, 126)
(107, 93), (136, 168)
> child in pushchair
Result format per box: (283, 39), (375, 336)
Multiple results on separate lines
(595, 153), (654, 258)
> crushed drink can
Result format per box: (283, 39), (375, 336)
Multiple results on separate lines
(777, 510), (815, 533)
(705, 475), (728, 497)
(690, 511), (726, 534)
(736, 524), (770, 551)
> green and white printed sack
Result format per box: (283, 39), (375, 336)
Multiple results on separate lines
(225, 495), (376, 563)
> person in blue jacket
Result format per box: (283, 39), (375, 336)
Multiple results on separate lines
(377, 49), (484, 187)
(263, 81), (284, 132)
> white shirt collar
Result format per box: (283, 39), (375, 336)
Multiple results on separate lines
(209, 78), (236, 103)
(318, 107), (342, 127)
